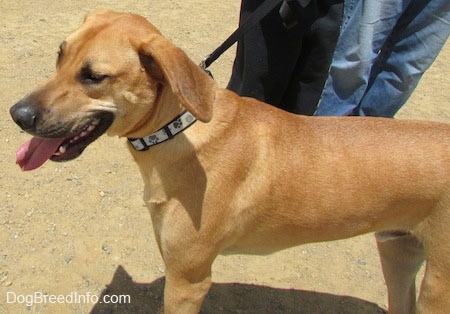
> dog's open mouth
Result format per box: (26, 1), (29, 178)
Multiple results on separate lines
(16, 112), (114, 171)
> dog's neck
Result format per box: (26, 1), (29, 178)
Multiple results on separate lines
(125, 86), (193, 151)
(128, 110), (196, 151)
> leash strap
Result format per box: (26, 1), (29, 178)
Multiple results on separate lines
(200, 0), (282, 70)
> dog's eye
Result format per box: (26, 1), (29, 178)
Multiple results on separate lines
(79, 66), (109, 85)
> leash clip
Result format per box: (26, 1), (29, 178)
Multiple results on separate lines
(199, 55), (209, 70)
(199, 55), (214, 78)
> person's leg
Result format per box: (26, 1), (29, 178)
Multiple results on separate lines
(356, 0), (450, 117)
(315, 0), (410, 116)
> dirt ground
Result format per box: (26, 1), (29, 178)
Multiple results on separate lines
(0, 1), (448, 313)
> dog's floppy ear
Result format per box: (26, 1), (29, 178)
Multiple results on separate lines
(136, 35), (216, 122)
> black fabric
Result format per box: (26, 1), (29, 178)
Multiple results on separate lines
(227, 0), (343, 115)
(202, 0), (282, 69)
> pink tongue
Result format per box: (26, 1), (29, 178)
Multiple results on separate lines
(16, 137), (65, 171)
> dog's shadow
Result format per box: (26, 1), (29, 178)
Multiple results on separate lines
(90, 265), (386, 314)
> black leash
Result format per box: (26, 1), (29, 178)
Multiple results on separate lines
(200, 0), (282, 72)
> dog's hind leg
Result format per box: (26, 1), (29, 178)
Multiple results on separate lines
(417, 257), (450, 314)
(376, 231), (425, 314)
(415, 199), (450, 313)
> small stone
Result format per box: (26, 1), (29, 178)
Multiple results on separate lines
(102, 243), (111, 254)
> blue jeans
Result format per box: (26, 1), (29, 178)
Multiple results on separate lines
(315, 0), (450, 117)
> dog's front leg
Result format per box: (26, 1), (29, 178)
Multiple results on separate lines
(150, 205), (215, 314)
(163, 266), (212, 314)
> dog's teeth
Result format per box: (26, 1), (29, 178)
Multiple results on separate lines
(92, 119), (100, 126)
(80, 131), (88, 137)
(59, 145), (67, 154)
(87, 124), (96, 132)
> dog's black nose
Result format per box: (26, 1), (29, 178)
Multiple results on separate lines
(10, 99), (39, 132)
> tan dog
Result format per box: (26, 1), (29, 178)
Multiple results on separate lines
(10, 10), (450, 313)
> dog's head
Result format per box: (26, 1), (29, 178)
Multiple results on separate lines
(10, 9), (216, 171)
